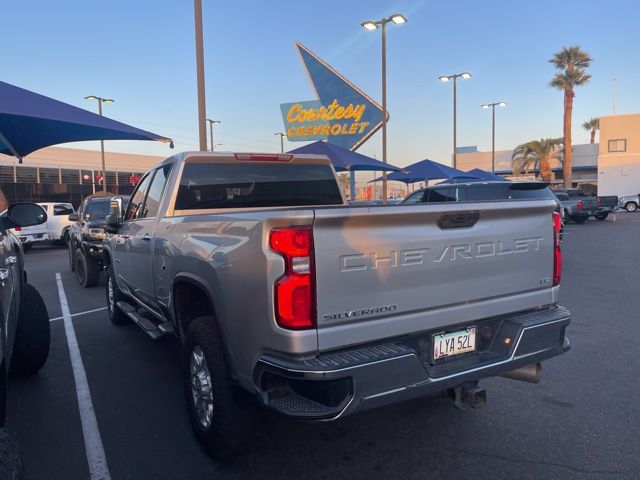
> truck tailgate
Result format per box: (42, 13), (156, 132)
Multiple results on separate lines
(312, 200), (557, 351)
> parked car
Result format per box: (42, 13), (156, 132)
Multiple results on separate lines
(12, 202), (76, 252)
(402, 181), (565, 240)
(618, 193), (639, 212)
(554, 189), (618, 223)
(68, 194), (129, 288)
(102, 152), (570, 455)
(0, 203), (51, 478)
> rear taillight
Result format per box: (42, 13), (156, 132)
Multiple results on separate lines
(576, 200), (583, 210)
(14, 226), (21, 232)
(552, 212), (562, 286)
(596, 197), (602, 206)
(269, 226), (315, 329)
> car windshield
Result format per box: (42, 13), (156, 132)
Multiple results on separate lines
(83, 200), (111, 220)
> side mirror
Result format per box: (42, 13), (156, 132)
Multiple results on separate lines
(1, 203), (47, 229)
(68, 213), (79, 222)
(105, 197), (123, 231)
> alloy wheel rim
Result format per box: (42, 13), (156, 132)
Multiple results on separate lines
(190, 345), (214, 429)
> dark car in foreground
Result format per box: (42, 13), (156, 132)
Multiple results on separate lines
(68, 193), (129, 287)
(0, 203), (51, 478)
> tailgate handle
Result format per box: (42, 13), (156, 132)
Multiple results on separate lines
(438, 211), (479, 229)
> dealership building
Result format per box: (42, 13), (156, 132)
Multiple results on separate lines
(0, 146), (163, 207)
(456, 113), (640, 196)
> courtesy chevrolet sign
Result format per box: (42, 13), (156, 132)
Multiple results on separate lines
(281, 99), (369, 141)
(280, 43), (385, 151)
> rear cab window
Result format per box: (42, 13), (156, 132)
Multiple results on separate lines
(174, 162), (343, 210)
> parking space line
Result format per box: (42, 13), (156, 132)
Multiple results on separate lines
(50, 306), (107, 323)
(55, 273), (111, 480)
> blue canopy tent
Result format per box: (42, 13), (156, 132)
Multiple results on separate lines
(288, 141), (403, 200)
(372, 158), (464, 184)
(0, 80), (172, 163)
(466, 168), (508, 182)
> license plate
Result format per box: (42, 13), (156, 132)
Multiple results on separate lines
(433, 327), (476, 361)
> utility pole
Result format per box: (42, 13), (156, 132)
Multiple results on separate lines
(194, 0), (207, 151)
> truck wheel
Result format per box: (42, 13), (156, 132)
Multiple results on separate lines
(594, 212), (609, 221)
(68, 242), (75, 271)
(9, 284), (50, 377)
(75, 248), (99, 288)
(625, 202), (638, 213)
(183, 316), (255, 456)
(106, 266), (129, 325)
(571, 215), (588, 224)
(0, 429), (24, 480)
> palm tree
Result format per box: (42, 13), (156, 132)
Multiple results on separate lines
(511, 138), (564, 182)
(582, 117), (600, 144)
(549, 46), (592, 188)
(337, 172), (350, 195)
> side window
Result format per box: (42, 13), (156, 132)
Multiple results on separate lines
(403, 190), (425, 204)
(125, 174), (152, 221)
(137, 165), (172, 219)
(54, 204), (75, 216)
(426, 188), (456, 203)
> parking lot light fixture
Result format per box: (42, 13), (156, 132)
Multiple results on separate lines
(361, 21), (378, 30)
(438, 72), (472, 168)
(361, 13), (407, 203)
(481, 101), (508, 172)
(206, 119), (221, 152)
(84, 95), (114, 192)
(274, 132), (286, 153)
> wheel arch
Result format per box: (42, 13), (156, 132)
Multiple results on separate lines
(171, 273), (222, 340)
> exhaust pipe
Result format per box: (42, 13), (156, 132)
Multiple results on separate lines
(500, 362), (542, 384)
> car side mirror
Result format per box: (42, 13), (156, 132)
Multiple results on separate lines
(1, 203), (47, 230)
(68, 213), (79, 222)
(105, 197), (123, 231)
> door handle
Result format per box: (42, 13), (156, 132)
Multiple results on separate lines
(6, 256), (16, 265)
(0, 269), (9, 280)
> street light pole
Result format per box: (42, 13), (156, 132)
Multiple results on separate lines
(439, 72), (471, 169)
(206, 119), (221, 152)
(361, 13), (407, 204)
(194, 0), (207, 151)
(481, 101), (507, 172)
(85, 95), (114, 193)
(274, 132), (286, 153)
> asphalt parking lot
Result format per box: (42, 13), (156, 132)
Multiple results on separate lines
(5, 212), (640, 480)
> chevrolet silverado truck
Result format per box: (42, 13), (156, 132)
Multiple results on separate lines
(102, 152), (570, 455)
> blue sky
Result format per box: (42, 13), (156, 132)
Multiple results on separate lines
(3, 0), (640, 168)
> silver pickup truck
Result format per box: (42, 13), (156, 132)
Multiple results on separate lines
(103, 151), (570, 455)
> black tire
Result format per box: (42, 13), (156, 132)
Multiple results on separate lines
(9, 284), (50, 377)
(183, 316), (256, 456)
(106, 266), (129, 325)
(74, 248), (99, 288)
(594, 212), (609, 221)
(21, 244), (32, 253)
(625, 202), (638, 213)
(68, 241), (75, 271)
(0, 429), (24, 480)
(571, 215), (588, 224)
